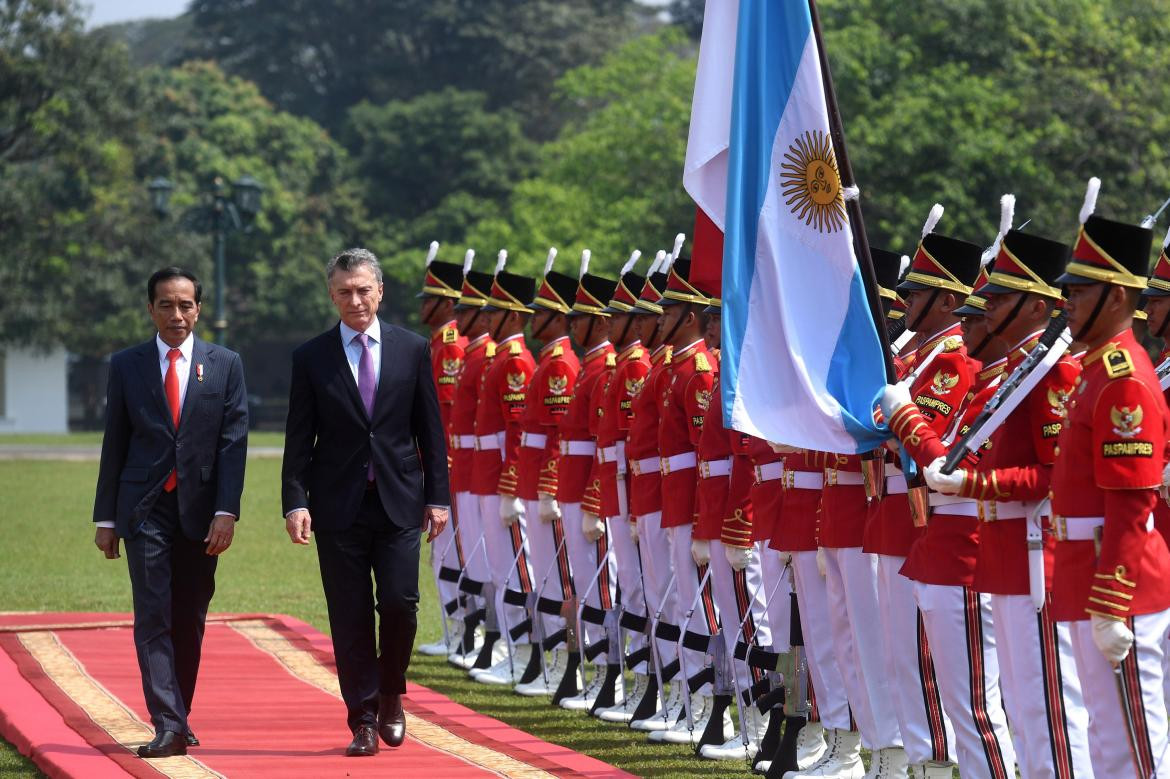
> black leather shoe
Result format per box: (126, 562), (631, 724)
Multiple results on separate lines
(185, 730), (199, 747)
(378, 693), (406, 747)
(346, 724), (379, 757)
(138, 730), (187, 758)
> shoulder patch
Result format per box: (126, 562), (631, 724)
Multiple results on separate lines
(1104, 347), (1134, 379)
(485, 343), (497, 358)
(605, 353), (617, 367)
(509, 340), (523, 355)
(694, 352), (711, 373)
(442, 327), (458, 344)
(551, 344), (564, 358)
(942, 336), (963, 353)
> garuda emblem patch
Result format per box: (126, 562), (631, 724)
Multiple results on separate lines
(930, 370), (959, 396)
(695, 388), (712, 412)
(442, 357), (463, 376)
(1047, 386), (1071, 418)
(506, 372), (527, 392)
(626, 376), (646, 397)
(548, 374), (568, 396)
(1110, 405), (1143, 438)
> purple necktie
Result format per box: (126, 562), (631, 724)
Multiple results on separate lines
(356, 333), (376, 480)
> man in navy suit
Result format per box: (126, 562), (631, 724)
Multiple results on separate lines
(282, 248), (450, 757)
(93, 267), (248, 758)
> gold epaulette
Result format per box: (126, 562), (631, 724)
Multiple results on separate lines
(485, 343), (497, 358)
(605, 353), (617, 367)
(1104, 347), (1134, 379)
(942, 336), (963, 352)
(442, 326), (458, 344)
(694, 352), (712, 372)
(663, 345), (674, 365)
(628, 347), (644, 361)
(551, 344), (564, 357)
(509, 340), (523, 355)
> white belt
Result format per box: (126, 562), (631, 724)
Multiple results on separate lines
(931, 499), (980, 517)
(474, 434), (501, 451)
(787, 470), (824, 491)
(886, 473), (908, 495)
(824, 468), (865, 487)
(597, 442), (628, 475)
(699, 457), (732, 479)
(1054, 514), (1154, 542)
(629, 455), (660, 476)
(661, 452), (697, 475)
(975, 500), (1033, 522)
(560, 439), (596, 457)
(754, 461), (785, 484)
(520, 432), (547, 449)
(451, 434), (477, 450)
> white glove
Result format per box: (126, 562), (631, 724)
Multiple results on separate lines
(629, 519), (640, 545)
(815, 547), (828, 577)
(725, 544), (753, 571)
(879, 382), (913, 420)
(768, 441), (799, 453)
(499, 495), (525, 527)
(1091, 614), (1135, 665)
(691, 538), (711, 566)
(582, 511), (605, 542)
(923, 455), (965, 496)
(538, 494), (562, 524)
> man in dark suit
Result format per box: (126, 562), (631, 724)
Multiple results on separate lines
(93, 267), (248, 758)
(282, 248), (450, 757)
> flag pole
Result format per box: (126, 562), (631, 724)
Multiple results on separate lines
(807, 0), (896, 382)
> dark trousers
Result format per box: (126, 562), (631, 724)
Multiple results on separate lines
(123, 490), (218, 733)
(315, 488), (420, 731)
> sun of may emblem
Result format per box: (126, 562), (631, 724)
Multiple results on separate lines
(780, 130), (847, 233)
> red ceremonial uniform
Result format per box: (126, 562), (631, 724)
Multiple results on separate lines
(510, 335), (578, 501)
(448, 333), (493, 494)
(749, 439), (785, 547)
(723, 434), (765, 546)
(430, 320), (466, 433)
(893, 355), (1007, 586)
(582, 341), (650, 517)
(694, 371), (733, 541)
(1154, 345), (1170, 549)
(472, 334), (535, 496)
(627, 345), (672, 518)
(658, 339), (716, 528)
(1050, 330), (1170, 621)
(864, 324), (974, 556)
(819, 453), (867, 549)
(556, 341), (615, 504)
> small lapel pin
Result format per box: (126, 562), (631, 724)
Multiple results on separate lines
(195, 363), (204, 383)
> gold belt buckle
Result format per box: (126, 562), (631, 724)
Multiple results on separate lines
(699, 460), (711, 479)
(753, 465), (764, 485)
(784, 470), (794, 490)
(660, 457), (670, 476)
(824, 468), (838, 487)
(1053, 514), (1067, 541)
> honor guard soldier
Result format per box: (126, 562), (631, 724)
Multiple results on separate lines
(626, 256), (687, 733)
(416, 243), (471, 657)
(556, 252), (618, 711)
(512, 251), (582, 698)
(581, 253), (653, 722)
(446, 257), (497, 670)
(1048, 182), (1170, 779)
(469, 255), (538, 687)
(1141, 232), (1170, 553)
(649, 257), (729, 747)
(924, 216), (1091, 776)
(888, 233), (1020, 778)
(874, 206), (980, 777)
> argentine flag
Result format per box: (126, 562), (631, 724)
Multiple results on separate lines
(704, 0), (888, 453)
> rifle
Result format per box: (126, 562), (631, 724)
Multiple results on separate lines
(941, 311), (1071, 474)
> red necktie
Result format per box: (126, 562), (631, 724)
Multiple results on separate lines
(164, 348), (181, 492)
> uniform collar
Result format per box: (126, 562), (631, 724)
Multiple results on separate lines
(917, 323), (961, 360)
(1083, 327), (1133, 367)
(976, 355), (1008, 383)
(540, 335), (570, 357)
(584, 340), (613, 361)
(672, 338), (705, 362)
(1006, 329), (1046, 370)
(650, 344), (671, 364)
(617, 339), (643, 359)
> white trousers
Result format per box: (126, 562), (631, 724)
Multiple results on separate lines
(429, 496), (463, 623)
(710, 540), (772, 695)
(670, 523), (718, 690)
(636, 511), (678, 670)
(761, 548), (793, 654)
(915, 583), (1015, 779)
(561, 501), (612, 662)
(1070, 609), (1170, 779)
(456, 490), (489, 587)
(523, 499), (571, 644)
(477, 494), (533, 646)
(875, 554), (956, 765)
(792, 550), (852, 730)
(991, 595), (1090, 779)
(608, 480), (647, 672)
(823, 546), (902, 750)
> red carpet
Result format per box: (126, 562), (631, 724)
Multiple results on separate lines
(0, 612), (635, 779)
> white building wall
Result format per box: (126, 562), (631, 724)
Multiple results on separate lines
(0, 346), (68, 433)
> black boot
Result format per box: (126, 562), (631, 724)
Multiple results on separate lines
(765, 715), (807, 779)
(629, 673), (660, 723)
(471, 629), (500, 671)
(588, 663), (621, 716)
(751, 688), (786, 770)
(694, 693), (732, 753)
(551, 651), (582, 705)
(517, 643), (544, 685)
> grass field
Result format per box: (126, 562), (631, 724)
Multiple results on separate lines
(0, 456), (759, 778)
(0, 431), (287, 448)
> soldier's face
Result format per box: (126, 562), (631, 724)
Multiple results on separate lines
(636, 313), (659, 346)
(1146, 296), (1170, 336)
(960, 315), (990, 358)
(1065, 282), (1113, 341)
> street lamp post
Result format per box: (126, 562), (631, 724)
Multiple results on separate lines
(148, 174), (264, 346)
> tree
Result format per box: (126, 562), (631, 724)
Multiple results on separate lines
(182, 0), (635, 137)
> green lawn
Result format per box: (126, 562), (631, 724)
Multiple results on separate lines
(0, 431), (286, 448)
(0, 459), (754, 778)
